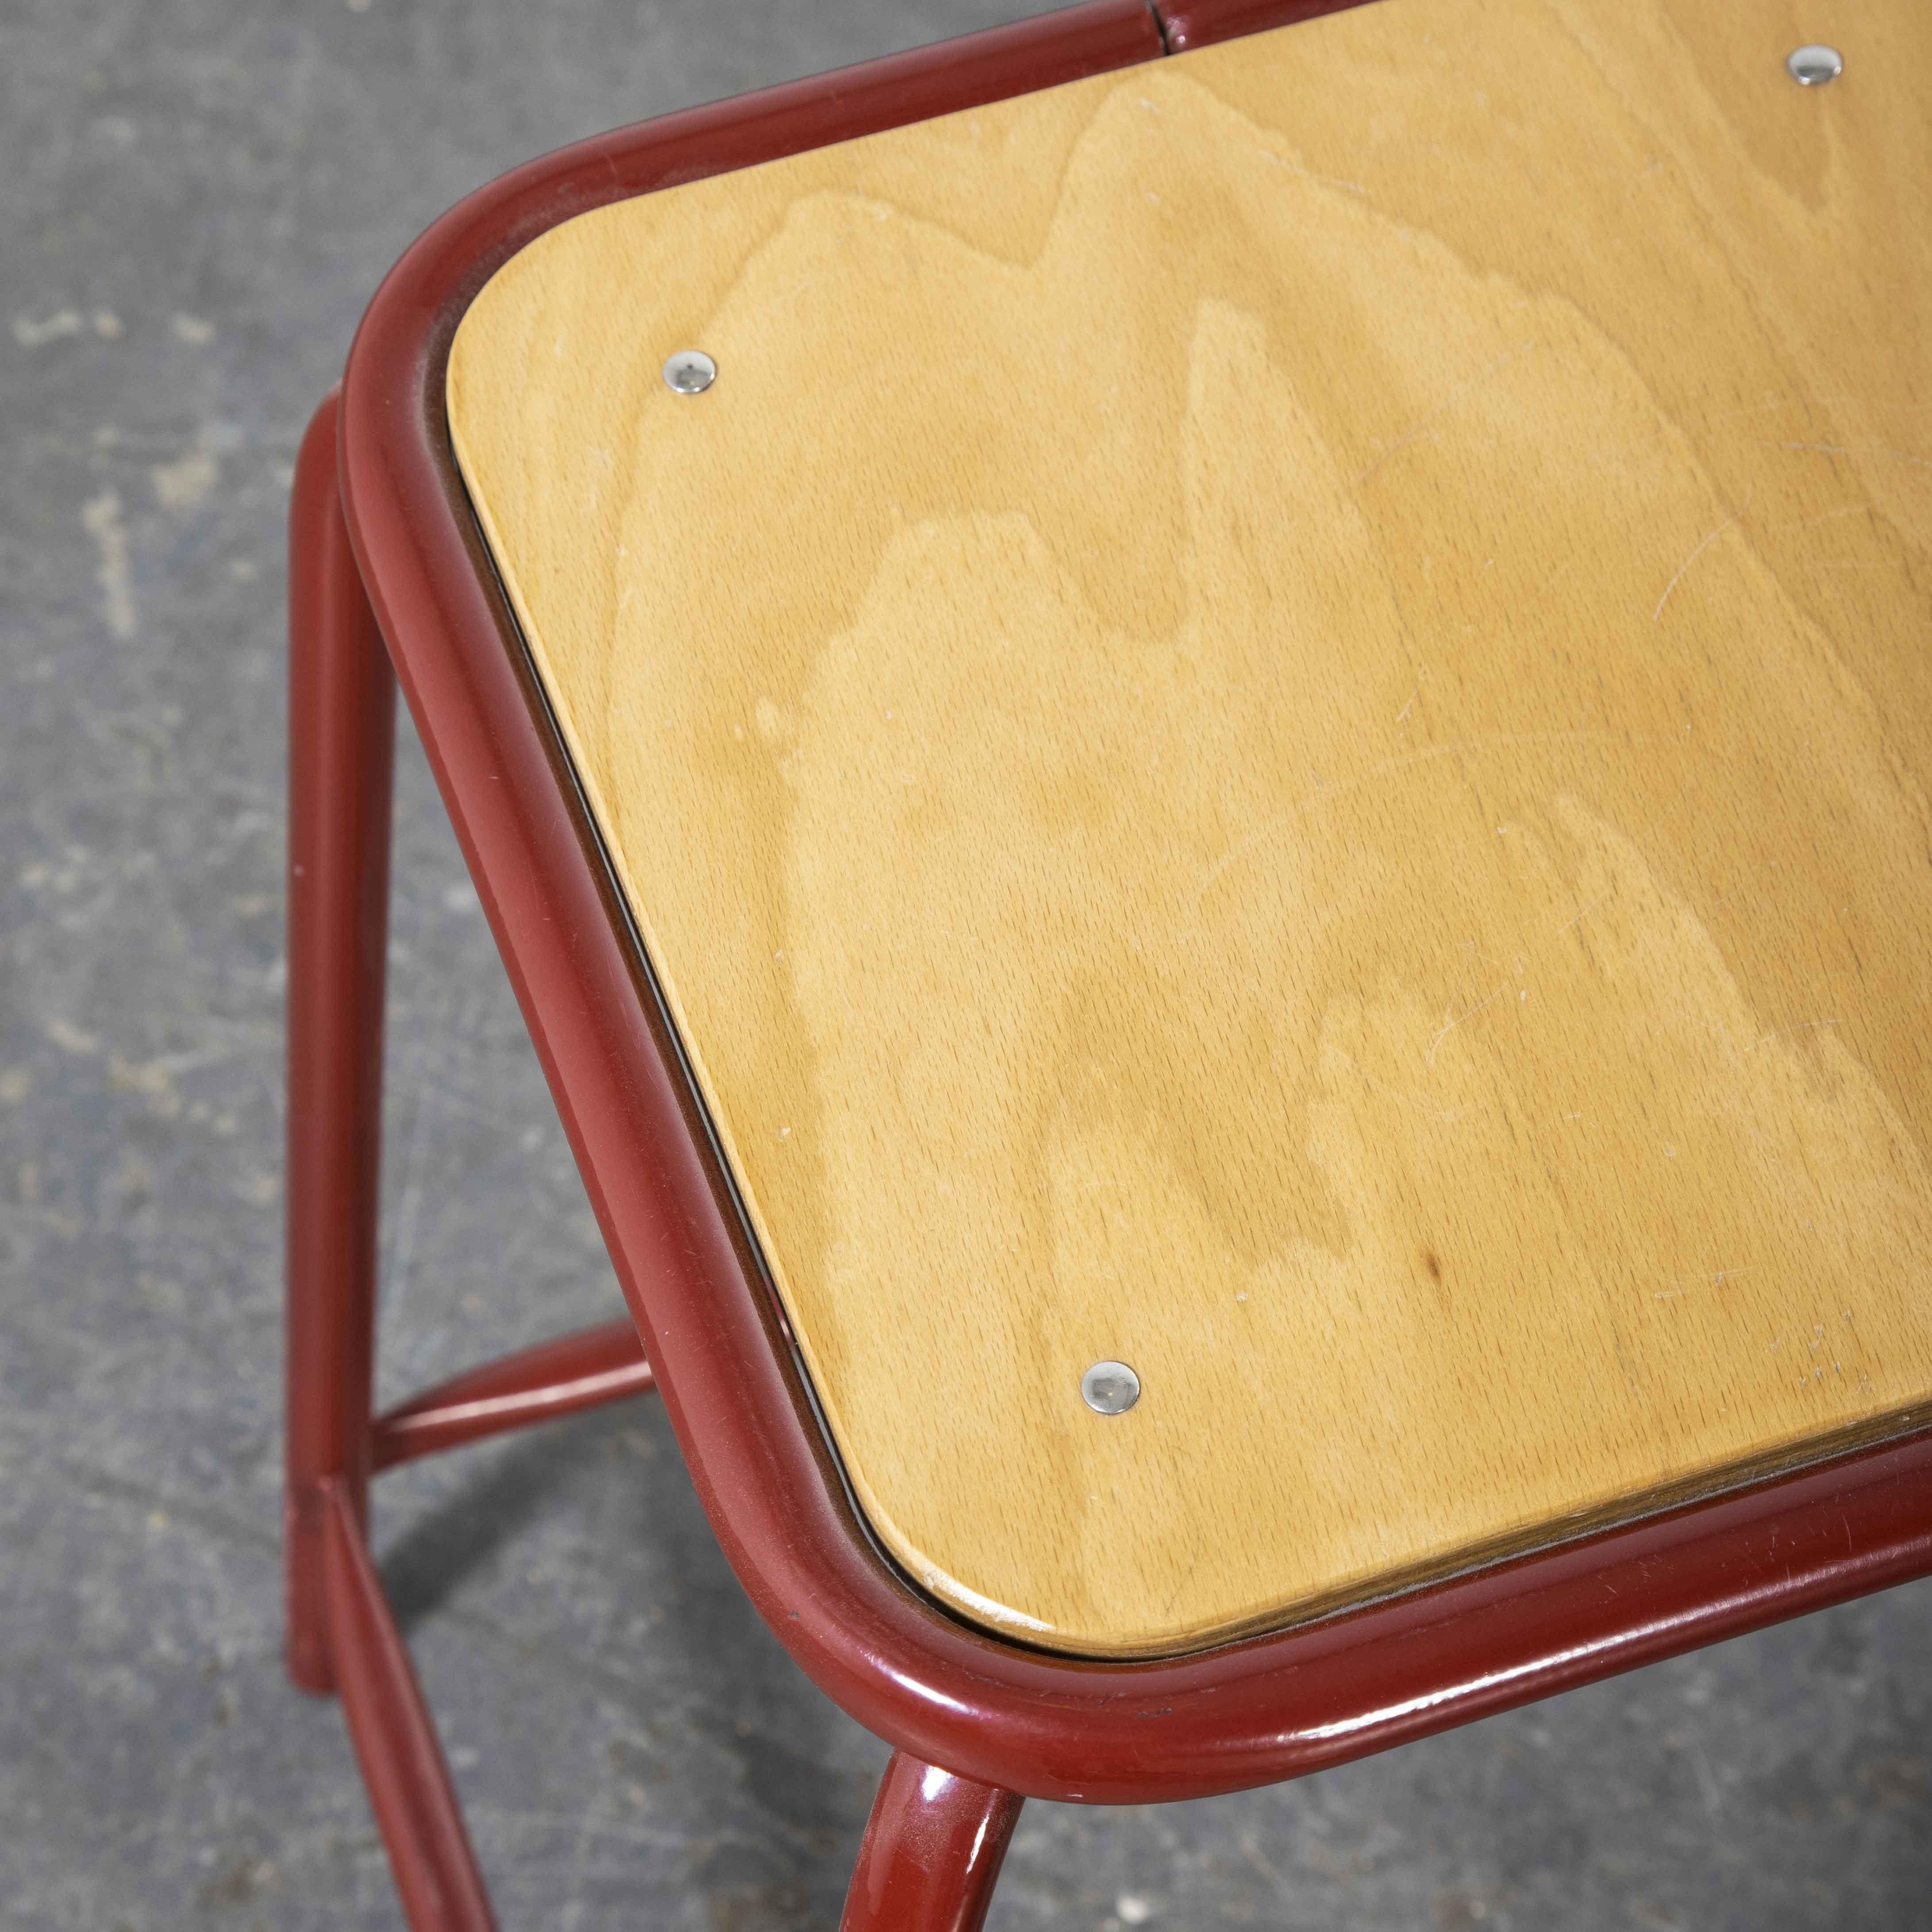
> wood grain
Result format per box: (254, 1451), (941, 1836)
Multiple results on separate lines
(446, 0), (1932, 1657)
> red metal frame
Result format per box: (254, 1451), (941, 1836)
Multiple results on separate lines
(1153, 0), (1378, 51)
(840, 1754), (1023, 1932)
(370, 1317), (654, 1471)
(322, 1479), (500, 1929)
(289, 390), (668, 1927)
(285, 387), (396, 1697)
(289, 0), (1932, 1922)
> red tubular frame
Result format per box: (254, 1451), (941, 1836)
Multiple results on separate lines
(1153, 0), (1376, 52)
(370, 1318), (654, 1470)
(291, 6), (1932, 1923)
(839, 1754), (1024, 1932)
(288, 389), (659, 1928)
(333, 0), (1932, 1809)
(323, 1481), (498, 1931)
(286, 390), (396, 1695)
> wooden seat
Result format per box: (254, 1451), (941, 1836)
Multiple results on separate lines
(444, 0), (1932, 1659)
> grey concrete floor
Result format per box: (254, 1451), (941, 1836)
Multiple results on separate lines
(1, 0), (1927, 1926)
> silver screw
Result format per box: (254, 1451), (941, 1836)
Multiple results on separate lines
(662, 349), (717, 395)
(1081, 1360), (1141, 1416)
(1786, 44), (1843, 86)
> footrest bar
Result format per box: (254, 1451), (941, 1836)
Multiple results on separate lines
(370, 1318), (656, 1471)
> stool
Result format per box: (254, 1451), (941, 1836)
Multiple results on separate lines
(285, 0), (1932, 1923)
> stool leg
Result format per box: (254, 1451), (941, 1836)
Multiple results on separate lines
(840, 1751), (1023, 1932)
(285, 386), (396, 1696)
(322, 1480), (498, 1930)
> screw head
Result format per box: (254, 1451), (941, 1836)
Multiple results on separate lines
(1081, 1360), (1141, 1416)
(662, 349), (716, 395)
(1786, 43), (1842, 86)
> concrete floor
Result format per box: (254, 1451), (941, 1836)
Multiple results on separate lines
(1, 0), (1927, 1925)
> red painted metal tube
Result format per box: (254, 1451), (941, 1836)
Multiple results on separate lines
(321, 1481), (498, 1932)
(840, 1752), (1023, 1932)
(1152, 0), (1378, 53)
(285, 388), (396, 1697)
(337, 0), (1932, 1812)
(370, 1318), (656, 1471)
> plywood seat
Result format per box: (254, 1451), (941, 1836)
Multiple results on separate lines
(444, 0), (1932, 1659)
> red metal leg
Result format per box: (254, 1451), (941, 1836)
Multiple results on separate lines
(370, 1317), (656, 1470)
(840, 1751), (1023, 1932)
(322, 1481), (499, 1931)
(286, 386), (397, 1695)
